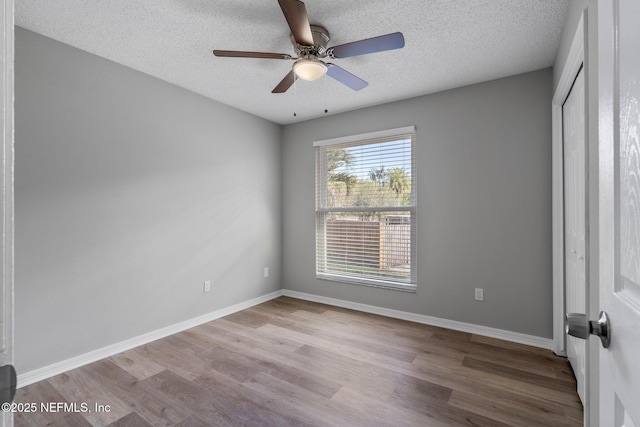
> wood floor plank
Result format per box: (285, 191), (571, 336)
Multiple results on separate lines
(391, 374), (453, 407)
(188, 325), (344, 399)
(257, 322), (418, 372)
(411, 349), (583, 408)
(202, 317), (304, 353)
(78, 359), (191, 426)
(293, 306), (424, 338)
(244, 372), (375, 426)
(14, 380), (92, 427)
(47, 369), (132, 426)
(14, 297), (583, 426)
(335, 383), (510, 427)
(188, 325), (343, 399)
(185, 324), (314, 376)
(104, 412), (154, 427)
(265, 310), (420, 363)
(448, 389), (581, 427)
(222, 309), (271, 328)
(454, 384), (579, 419)
(173, 412), (235, 427)
(293, 343), (463, 410)
(471, 334), (557, 356)
(565, 404), (585, 423)
(318, 306), (440, 336)
(274, 296), (333, 314)
(201, 345), (264, 383)
(427, 331), (576, 381)
(251, 298), (301, 315)
(108, 348), (166, 380)
(330, 385), (449, 427)
(430, 331), (569, 366)
(139, 337), (212, 381)
(192, 369), (316, 427)
(285, 323), (580, 412)
(462, 356), (578, 394)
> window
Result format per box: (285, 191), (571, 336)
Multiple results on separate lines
(315, 126), (416, 291)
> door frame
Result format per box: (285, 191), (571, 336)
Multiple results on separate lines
(1, 0), (15, 424)
(551, 8), (591, 425)
(552, 12), (585, 357)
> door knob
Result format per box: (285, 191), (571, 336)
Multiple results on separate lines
(566, 311), (611, 348)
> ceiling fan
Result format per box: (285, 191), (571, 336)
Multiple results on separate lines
(212, 0), (405, 93)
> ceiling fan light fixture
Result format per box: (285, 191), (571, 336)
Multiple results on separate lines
(293, 59), (327, 81)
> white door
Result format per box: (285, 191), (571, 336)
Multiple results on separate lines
(563, 67), (586, 403)
(1, 0), (15, 425)
(597, 0), (640, 424)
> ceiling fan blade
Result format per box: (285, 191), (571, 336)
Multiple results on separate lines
(326, 64), (368, 91)
(213, 50), (293, 60)
(278, 0), (314, 46)
(329, 32), (405, 58)
(272, 70), (297, 93)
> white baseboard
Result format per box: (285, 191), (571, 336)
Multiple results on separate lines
(17, 290), (283, 388)
(19, 288), (554, 388)
(282, 290), (554, 350)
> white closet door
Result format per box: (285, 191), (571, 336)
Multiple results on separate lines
(563, 66), (586, 403)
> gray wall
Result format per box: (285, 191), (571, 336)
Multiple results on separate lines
(15, 25), (555, 376)
(282, 68), (554, 338)
(15, 28), (282, 373)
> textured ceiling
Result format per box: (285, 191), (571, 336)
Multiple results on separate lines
(16, 0), (569, 125)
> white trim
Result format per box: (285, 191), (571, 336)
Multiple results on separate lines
(313, 125), (416, 147)
(17, 290), (283, 388)
(316, 273), (416, 293)
(552, 13), (585, 357)
(1, 1), (15, 425)
(282, 290), (554, 350)
(319, 206), (416, 213)
(18, 286), (558, 389)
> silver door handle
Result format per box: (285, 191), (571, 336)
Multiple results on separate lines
(566, 311), (611, 348)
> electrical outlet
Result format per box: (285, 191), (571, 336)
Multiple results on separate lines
(475, 288), (484, 301)
(203, 280), (211, 293)
(264, 267), (269, 278)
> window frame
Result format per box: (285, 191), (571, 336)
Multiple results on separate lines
(314, 126), (417, 292)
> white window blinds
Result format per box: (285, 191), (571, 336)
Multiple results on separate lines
(315, 126), (416, 291)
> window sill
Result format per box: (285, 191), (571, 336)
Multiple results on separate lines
(316, 273), (417, 293)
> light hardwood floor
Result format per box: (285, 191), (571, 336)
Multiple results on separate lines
(14, 297), (583, 426)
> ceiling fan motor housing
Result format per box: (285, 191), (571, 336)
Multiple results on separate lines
(291, 25), (330, 59)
